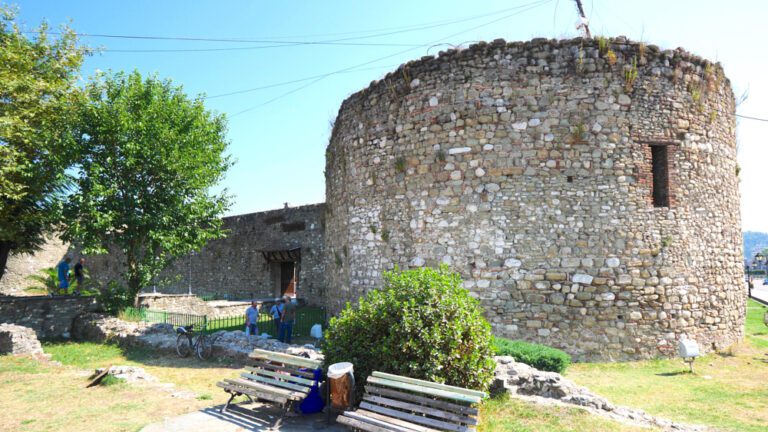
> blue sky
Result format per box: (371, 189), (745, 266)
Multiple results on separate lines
(13, 0), (768, 232)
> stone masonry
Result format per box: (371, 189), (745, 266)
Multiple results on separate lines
(0, 295), (99, 339)
(85, 203), (327, 302)
(323, 37), (744, 360)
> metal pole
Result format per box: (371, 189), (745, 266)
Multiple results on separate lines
(188, 253), (192, 295)
(574, 0), (592, 38)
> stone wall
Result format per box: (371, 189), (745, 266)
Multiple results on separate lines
(323, 37), (744, 360)
(0, 296), (100, 339)
(0, 235), (70, 296)
(85, 203), (327, 302)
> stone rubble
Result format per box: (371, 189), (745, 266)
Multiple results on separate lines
(0, 323), (47, 357)
(492, 356), (711, 431)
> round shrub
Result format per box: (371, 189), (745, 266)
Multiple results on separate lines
(323, 265), (496, 392)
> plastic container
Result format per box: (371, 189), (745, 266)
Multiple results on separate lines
(327, 362), (353, 379)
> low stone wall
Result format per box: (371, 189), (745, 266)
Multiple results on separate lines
(0, 295), (100, 339)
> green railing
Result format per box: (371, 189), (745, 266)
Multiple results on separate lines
(122, 306), (326, 339)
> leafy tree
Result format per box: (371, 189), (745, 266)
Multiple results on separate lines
(63, 70), (232, 302)
(0, 6), (88, 281)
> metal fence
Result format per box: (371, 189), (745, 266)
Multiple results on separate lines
(122, 306), (326, 339)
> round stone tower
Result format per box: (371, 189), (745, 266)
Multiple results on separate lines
(323, 37), (744, 360)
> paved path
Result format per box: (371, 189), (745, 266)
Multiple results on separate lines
(140, 402), (346, 432)
(751, 283), (768, 306)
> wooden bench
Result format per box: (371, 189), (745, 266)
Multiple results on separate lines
(336, 371), (486, 432)
(216, 348), (322, 426)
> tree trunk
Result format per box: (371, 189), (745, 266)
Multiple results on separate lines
(0, 242), (11, 283)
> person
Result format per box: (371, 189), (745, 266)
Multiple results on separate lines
(278, 295), (297, 344)
(245, 301), (259, 336)
(269, 299), (283, 334)
(73, 257), (86, 294)
(56, 257), (71, 295)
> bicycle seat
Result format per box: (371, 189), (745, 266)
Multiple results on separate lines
(176, 325), (194, 334)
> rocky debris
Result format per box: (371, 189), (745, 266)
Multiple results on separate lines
(96, 365), (158, 383)
(492, 357), (710, 431)
(213, 330), (323, 363)
(0, 323), (46, 357)
(92, 365), (197, 399)
(72, 313), (323, 363)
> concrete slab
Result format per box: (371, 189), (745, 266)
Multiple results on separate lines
(140, 402), (346, 432)
(752, 284), (768, 306)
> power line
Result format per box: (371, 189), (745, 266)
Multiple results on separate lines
(106, 41), (425, 53)
(737, 114), (768, 123)
(229, 0), (552, 118)
(30, 3), (550, 54)
(203, 64), (402, 99)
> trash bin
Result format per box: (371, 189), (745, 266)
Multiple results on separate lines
(327, 362), (354, 410)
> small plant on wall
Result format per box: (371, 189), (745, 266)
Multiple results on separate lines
(381, 228), (390, 242)
(394, 156), (406, 173)
(624, 56), (638, 92)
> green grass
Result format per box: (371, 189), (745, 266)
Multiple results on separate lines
(746, 299), (768, 348)
(480, 394), (646, 432)
(566, 299), (768, 432)
(43, 341), (124, 369)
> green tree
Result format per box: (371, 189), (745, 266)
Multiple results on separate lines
(0, 6), (88, 281)
(63, 70), (232, 302)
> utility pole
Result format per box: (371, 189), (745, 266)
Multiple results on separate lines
(574, 0), (592, 38)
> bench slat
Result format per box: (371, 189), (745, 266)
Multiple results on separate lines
(216, 382), (288, 405)
(350, 409), (442, 432)
(336, 413), (405, 432)
(245, 367), (316, 386)
(249, 361), (316, 379)
(249, 349), (322, 369)
(223, 378), (304, 399)
(241, 372), (311, 394)
(364, 394), (477, 426)
(368, 376), (482, 405)
(372, 372), (487, 400)
(360, 402), (472, 432)
(340, 410), (429, 432)
(365, 385), (479, 417)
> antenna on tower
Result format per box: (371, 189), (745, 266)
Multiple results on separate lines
(574, 0), (592, 38)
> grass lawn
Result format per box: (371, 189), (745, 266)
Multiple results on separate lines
(0, 342), (244, 432)
(566, 299), (768, 432)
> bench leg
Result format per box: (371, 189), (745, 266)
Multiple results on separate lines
(221, 391), (238, 413)
(271, 401), (293, 430)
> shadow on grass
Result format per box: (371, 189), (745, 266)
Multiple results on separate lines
(655, 371), (691, 377)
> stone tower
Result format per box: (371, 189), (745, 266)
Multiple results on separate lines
(324, 37), (744, 360)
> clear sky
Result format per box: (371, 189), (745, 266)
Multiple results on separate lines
(12, 0), (768, 232)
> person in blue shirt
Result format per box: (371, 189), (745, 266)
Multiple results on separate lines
(56, 257), (71, 295)
(245, 301), (259, 336)
(269, 300), (284, 334)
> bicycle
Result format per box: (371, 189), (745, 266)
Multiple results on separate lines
(175, 325), (218, 360)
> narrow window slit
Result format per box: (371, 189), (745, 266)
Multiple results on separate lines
(651, 145), (670, 207)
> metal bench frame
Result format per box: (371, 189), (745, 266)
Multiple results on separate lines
(216, 348), (322, 428)
(337, 371), (486, 432)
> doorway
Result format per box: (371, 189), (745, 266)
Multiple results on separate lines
(280, 261), (296, 297)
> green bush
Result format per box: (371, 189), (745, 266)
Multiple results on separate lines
(323, 265), (496, 393)
(492, 337), (571, 373)
(97, 281), (132, 315)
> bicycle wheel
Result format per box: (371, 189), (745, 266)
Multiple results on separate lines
(176, 333), (192, 358)
(196, 334), (214, 360)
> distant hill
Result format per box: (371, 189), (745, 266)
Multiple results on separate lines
(743, 231), (768, 262)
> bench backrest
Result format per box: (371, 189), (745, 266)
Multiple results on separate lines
(242, 349), (322, 395)
(361, 371), (486, 432)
